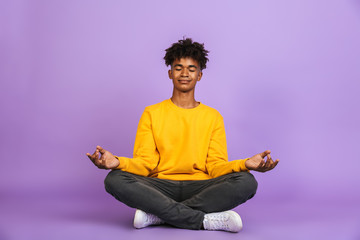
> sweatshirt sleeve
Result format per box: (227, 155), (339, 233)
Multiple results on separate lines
(205, 114), (249, 178)
(114, 108), (159, 176)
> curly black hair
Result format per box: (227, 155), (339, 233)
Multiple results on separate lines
(164, 38), (209, 71)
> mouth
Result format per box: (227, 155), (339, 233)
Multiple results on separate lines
(178, 80), (191, 84)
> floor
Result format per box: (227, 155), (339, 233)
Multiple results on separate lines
(1, 192), (359, 240)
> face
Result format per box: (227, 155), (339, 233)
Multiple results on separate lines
(168, 57), (203, 93)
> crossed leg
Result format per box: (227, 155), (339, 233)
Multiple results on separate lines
(104, 170), (257, 230)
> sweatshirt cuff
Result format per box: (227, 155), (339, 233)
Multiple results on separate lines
(114, 156), (128, 170)
(238, 158), (249, 172)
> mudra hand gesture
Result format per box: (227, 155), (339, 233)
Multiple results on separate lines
(245, 150), (279, 172)
(86, 145), (120, 169)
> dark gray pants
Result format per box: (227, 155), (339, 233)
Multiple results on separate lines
(104, 170), (258, 230)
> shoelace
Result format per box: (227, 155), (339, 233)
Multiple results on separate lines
(146, 213), (163, 225)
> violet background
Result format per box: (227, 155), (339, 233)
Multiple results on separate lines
(1, 0), (360, 239)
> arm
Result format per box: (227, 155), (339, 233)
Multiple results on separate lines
(205, 115), (249, 178)
(114, 109), (159, 176)
(205, 115), (279, 177)
(86, 108), (160, 176)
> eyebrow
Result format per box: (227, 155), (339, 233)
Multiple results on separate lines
(174, 64), (198, 69)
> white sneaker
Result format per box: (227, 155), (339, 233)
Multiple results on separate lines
(203, 210), (243, 233)
(133, 209), (165, 229)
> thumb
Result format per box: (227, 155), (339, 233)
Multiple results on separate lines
(96, 145), (106, 154)
(259, 150), (271, 158)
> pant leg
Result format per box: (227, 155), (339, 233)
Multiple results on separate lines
(104, 170), (205, 230)
(181, 172), (258, 213)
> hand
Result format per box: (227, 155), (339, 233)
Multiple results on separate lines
(86, 145), (120, 169)
(245, 150), (279, 172)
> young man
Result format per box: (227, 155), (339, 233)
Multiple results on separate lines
(86, 38), (279, 233)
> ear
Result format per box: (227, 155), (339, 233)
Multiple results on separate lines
(168, 69), (173, 79)
(197, 71), (203, 82)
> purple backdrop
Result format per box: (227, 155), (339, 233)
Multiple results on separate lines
(1, 0), (360, 239)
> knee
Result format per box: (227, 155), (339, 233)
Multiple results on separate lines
(243, 172), (258, 190)
(244, 172), (258, 197)
(104, 170), (116, 193)
(104, 170), (129, 194)
(230, 172), (258, 198)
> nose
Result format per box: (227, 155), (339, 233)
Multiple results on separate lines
(181, 68), (189, 77)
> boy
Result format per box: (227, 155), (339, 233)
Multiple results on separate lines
(86, 38), (279, 232)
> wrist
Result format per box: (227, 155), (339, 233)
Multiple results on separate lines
(244, 158), (253, 170)
(112, 156), (121, 169)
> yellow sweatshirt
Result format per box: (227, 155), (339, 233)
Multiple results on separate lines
(115, 99), (249, 180)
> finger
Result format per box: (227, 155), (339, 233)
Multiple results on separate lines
(88, 149), (99, 159)
(93, 150), (101, 162)
(95, 149), (100, 159)
(88, 155), (103, 168)
(265, 159), (280, 171)
(92, 148), (98, 156)
(97, 145), (106, 154)
(271, 159), (280, 169)
(87, 152), (98, 162)
(265, 154), (274, 168)
(94, 157), (103, 167)
(259, 150), (271, 159)
(99, 151), (107, 161)
(256, 159), (265, 170)
(261, 156), (274, 172)
(86, 153), (95, 162)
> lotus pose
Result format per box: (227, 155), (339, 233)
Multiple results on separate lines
(87, 38), (279, 233)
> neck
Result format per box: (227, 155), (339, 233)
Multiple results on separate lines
(171, 90), (199, 109)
